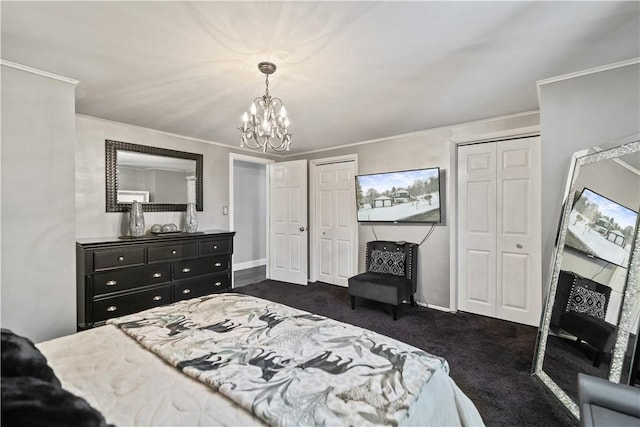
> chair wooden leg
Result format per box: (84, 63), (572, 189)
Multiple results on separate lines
(410, 295), (415, 306)
(392, 305), (398, 321)
(350, 295), (356, 310)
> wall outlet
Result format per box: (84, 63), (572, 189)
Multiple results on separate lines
(223, 206), (228, 215)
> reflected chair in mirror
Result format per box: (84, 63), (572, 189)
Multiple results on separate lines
(552, 270), (617, 367)
(578, 373), (640, 427)
(348, 241), (418, 320)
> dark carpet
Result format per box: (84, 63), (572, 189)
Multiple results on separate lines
(543, 334), (609, 403)
(235, 280), (577, 427)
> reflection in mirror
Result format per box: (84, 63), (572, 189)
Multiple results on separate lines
(116, 151), (196, 204)
(533, 138), (640, 419)
(106, 140), (203, 212)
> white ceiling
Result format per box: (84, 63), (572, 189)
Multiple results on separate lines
(2, 1), (639, 155)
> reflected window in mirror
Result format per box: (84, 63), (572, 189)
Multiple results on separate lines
(105, 140), (203, 212)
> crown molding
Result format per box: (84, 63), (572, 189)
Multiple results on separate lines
(75, 114), (279, 157)
(283, 110), (540, 158)
(0, 59), (79, 85)
(537, 58), (640, 87)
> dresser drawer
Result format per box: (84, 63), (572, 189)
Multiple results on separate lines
(92, 263), (171, 296)
(148, 242), (197, 262)
(93, 247), (145, 270)
(93, 285), (172, 323)
(199, 238), (231, 256)
(174, 274), (230, 301)
(174, 255), (228, 280)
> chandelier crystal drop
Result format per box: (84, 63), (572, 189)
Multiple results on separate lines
(238, 62), (292, 152)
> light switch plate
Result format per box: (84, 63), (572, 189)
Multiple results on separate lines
(223, 206), (228, 215)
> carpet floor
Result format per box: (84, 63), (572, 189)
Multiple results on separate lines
(235, 279), (577, 427)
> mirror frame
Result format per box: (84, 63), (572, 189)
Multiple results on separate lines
(532, 138), (640, 418)
(105, 139), (203, 212)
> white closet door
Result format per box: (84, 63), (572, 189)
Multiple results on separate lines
(496, 137), (541, 326)
(458, 143), (498, 318)
(316, 161), (356, 287)
(457, 137), (542, 326)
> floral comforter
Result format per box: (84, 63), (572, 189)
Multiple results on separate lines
(107, 293), (450, 427)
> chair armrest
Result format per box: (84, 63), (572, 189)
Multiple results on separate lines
(578, 373), (640, 421)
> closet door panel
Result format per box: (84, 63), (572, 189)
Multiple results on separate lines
(496, 137), (542, 326)
(458, 143), (497, 317)
(458, 137), (542, 326)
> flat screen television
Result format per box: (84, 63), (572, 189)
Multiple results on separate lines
(355, 167), (441, 223)
(565, 187), (638, 268)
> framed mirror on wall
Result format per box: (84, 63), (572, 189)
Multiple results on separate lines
(532, 136), (640, 419)
(105, 140), (203, 212)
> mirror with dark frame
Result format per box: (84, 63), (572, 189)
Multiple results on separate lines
(532, 137), (640, 419)
(105, 140), (203, 212)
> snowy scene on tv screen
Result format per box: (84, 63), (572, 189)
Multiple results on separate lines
(356, 168), (440, 223)
(566, 188), (638, 268)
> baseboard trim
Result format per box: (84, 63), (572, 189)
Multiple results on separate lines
(234, 259), (267, 271)
(415, 300), (456, 313)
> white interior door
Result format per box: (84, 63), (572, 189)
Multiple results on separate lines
(315, 161), (356, 287)
(457, 137), (542, 326)
(496, 137), (541, 326)
(269, 160), (308, 285)
(458, 143), (497, 318)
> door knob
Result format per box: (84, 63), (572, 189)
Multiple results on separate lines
(299, 227), (306, 232)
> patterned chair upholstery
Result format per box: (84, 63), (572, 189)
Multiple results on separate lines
(554, 270), (616, 367)
(347, 240), (418, 320)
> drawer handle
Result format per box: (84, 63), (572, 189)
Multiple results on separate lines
(171, 250), (177, 255)
(118, 256), (125, 262)
(182, 289), (191, 294)
(153, 295), (162, 301)
(215, 281), (222, 287)
(182, 267), (191, 273)
(213, 245), (218, 249)
(214, 262), (222, 267)
(152, 272), (162, 278)
(107, 306), (117, 312)
(105, 280), (117, 286)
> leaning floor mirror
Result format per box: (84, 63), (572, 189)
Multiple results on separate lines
(532, 136), (640, 418)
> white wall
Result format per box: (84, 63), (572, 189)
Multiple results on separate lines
(233, 160), (267, 267)
(76, 112), (540, 309)
(288, 112), (540, 308)
(16, 55), (630, 338)
(1, 64), (77, 342)
(538, 61), (640, 291)
(75, 116), (275, 238)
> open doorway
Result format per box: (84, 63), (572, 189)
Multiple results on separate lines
(229, 153), (273, 287)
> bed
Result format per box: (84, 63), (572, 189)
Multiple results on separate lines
(9, 293), (483, 426)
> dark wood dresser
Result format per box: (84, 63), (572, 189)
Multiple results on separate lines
(76, 230), (235, 330)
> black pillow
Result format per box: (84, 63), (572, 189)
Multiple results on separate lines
(1, 377), (112, 427)
(1, 329), (60, 386)
(1, 329), (113, 427)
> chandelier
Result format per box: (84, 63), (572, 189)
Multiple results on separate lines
(239, 62), (292, 152)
